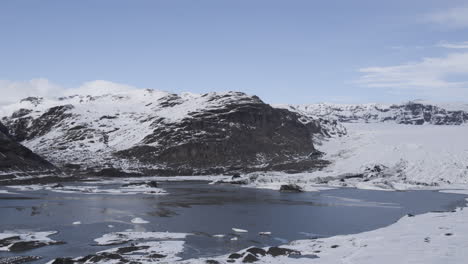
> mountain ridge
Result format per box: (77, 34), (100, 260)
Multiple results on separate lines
(277, 101), (468, 125)
(1, 89), (336, 175)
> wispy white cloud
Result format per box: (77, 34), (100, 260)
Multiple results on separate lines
(437, 41), (468, 49)
(0, 79), (63, 106)
(0, 79), (141, 106)
(357, 52), (468, 99)
(425, 6), (468, 29)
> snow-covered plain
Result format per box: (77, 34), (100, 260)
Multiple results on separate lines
(219, 123), (468, 192)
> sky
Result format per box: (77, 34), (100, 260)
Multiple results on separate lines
(1, 0), (468, 105)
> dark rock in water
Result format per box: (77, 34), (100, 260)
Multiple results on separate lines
(232, 173), (241, 179)
(146, 181), (158, 188)
(229, 179), (249, 185)
(122, 181), (158, 188)
(205, 260), (220, 264)
(0, 121), (56, 176)
(267, 247), (301, 257)
(228, 253), (244, 259)
(331, 245), (339, 248)
(246, 247), (267, 256)
(0, 256), (42, 264)
(51, 183), (64, 188)
(9, 241), (60, 252)
(242, 253), (259, 263)
(279, 184), (303, 192)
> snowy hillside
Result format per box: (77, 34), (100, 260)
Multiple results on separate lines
(0, 88), (336, 175)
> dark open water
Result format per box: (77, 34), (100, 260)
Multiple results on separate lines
(0, 180), (466, 262)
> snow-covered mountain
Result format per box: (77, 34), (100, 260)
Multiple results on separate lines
(0, 89), (338, 175)
(277, 101), (468, 125)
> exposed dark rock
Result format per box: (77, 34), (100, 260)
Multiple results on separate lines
(0, 121), (56, 175)
(232, 173), (241, 179)
(50, 258), (75, 264)
(0, 236), (21, 247)
(246, 247), (266, 256)
(115, 245), (150, 254)
(87, 253), (125, 262)
(279, 184), (303, 192)
(0, 256), (42, 264)
(267, 247), (301, 257)
(99, 115), (117, 120)
(228, 253), (244, 259)
(11, 109), (32, 119)
(331, 245), (339, 248)
(147, 254), (166, 259)
(205, 260), (220, 264)
(8, 241), (64, 252)
(242, 253), (259, 263)
(117, 98), (320, 174)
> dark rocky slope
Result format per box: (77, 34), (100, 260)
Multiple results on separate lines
(0, 121), (55, 178)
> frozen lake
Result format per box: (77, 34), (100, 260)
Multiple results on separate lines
(0, 180), (466, 262)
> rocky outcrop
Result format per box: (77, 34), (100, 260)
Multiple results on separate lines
(116, 96), (321, 174)
(0, 121), (55, 177)
(1, 90), (334, 175)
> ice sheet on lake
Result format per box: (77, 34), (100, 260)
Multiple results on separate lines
(7, 184), (166, 195)
(94, 231), (189, 246)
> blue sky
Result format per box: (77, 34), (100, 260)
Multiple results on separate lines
(1, 0), (468, 104)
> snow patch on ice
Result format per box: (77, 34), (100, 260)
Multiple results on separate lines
(131, 217), (149, 224)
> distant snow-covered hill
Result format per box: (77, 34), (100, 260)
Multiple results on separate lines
(277, 101), (468, 125)
(0, 89), (340, 175)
